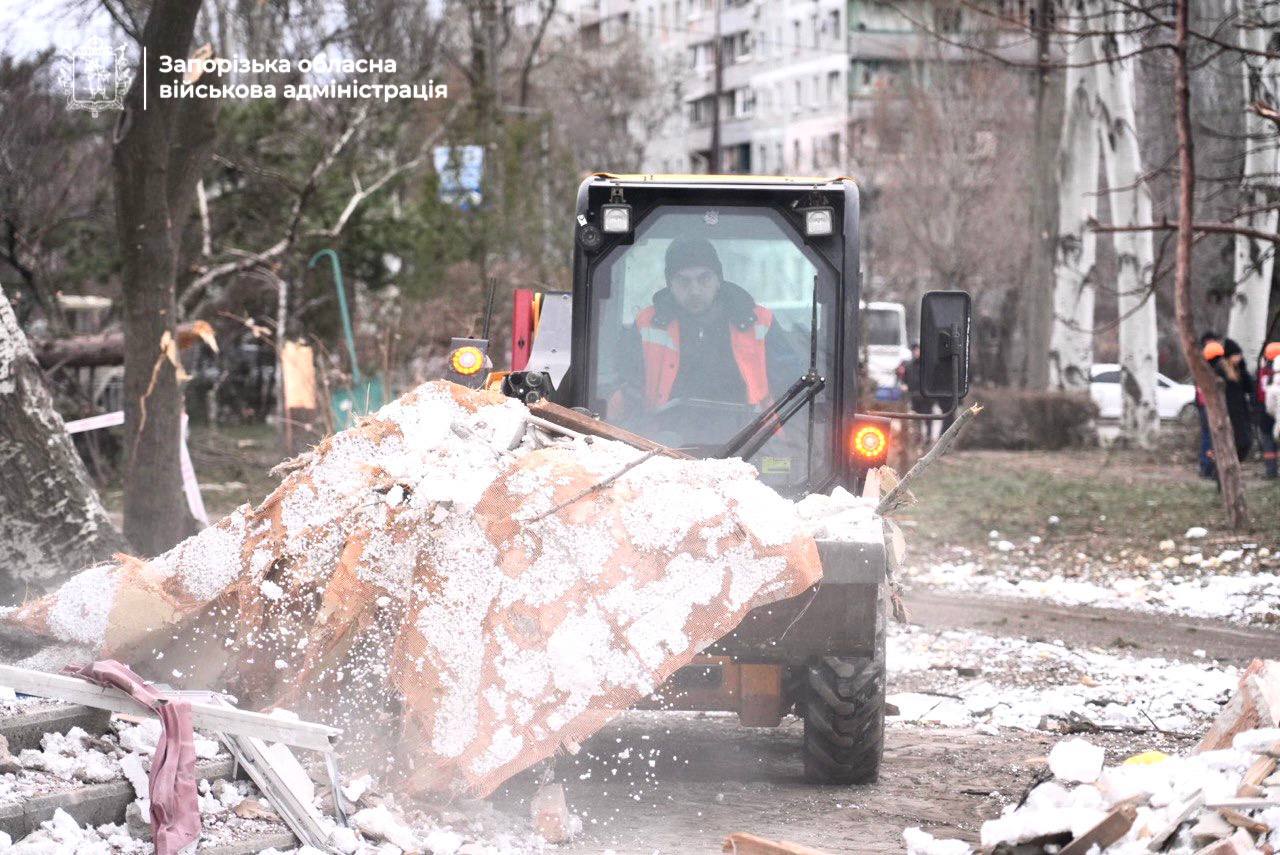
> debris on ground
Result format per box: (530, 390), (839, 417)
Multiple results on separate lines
(908, 549), (1280, 626)
(904, 659), (1280, 854)
(2, 381), (863, 800)
(888, 624), (1238, 735)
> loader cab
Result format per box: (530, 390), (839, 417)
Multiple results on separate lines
(563, 174), (862, 497)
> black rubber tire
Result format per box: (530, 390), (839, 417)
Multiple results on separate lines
(800, 587), (887, 785)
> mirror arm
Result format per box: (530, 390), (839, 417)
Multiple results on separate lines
(865, 323), (962, 422)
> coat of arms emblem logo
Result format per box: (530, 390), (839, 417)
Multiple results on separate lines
(58, 38), (132, 117)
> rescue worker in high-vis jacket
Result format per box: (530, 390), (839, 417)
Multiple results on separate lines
(615, 236), (800, 421)
(1257, 341), (1280, 478)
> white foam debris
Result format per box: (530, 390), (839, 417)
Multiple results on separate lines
(910, 560), (1280, 626)
(1185, 526), (1208, 539)
(1048, 738), (1106, 783)
(903, 826), (973, 855)
(45, 563), (120, 647)
(916, 736), (1268, 854)
(352, 804), (421, 851)
(888, 625), (1237, 733)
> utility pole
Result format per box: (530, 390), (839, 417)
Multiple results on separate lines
(1020, 0), (1059, 388)
(710, 0), (723, 173)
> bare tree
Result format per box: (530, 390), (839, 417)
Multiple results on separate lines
(112, 0), (219, 554)
(1171, 0), (1247, 529)
(864, 64), (1034, 381)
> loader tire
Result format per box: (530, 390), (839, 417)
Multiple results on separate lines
(801, 584), (887, 785)
(801, 655), (885, 784)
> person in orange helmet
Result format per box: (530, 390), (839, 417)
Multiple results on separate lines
(1257, 340), (1280, 478)
(1197, 333), (1255, 480)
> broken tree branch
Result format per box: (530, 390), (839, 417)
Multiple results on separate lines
(877, 403), (983, 516)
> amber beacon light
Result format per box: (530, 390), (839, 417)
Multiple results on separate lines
(849, 417), (891, 468)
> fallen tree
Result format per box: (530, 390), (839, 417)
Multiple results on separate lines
(0, 290), (129, 599)
(5, 381), (835, 796)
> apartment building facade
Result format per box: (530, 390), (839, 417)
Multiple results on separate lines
(582, 0), (849, 175)
(578, 0), (1037, 175)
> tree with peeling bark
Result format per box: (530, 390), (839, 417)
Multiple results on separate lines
(1093, 3), (1160, 448)
(1049, 20), (1101, 392)
(112, 0), (218, 555)
(0, 289), (128, 599)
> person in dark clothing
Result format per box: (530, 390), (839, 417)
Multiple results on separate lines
(613, 236), (801, 440)
(1198, 334), (1255, 480)
(899, 342), (937, 444)
(1256, 342), (1278, 478)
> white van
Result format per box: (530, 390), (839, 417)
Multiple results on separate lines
(864, 301), (911, 396)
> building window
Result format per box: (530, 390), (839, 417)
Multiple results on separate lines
(933, 6), (962, 32)
(827, 70), (841, 103)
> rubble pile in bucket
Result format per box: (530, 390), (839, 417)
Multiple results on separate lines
(2, 381), (870, 799)
(905, 659), (1280, 855)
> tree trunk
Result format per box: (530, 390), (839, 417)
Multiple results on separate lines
(113, 0), (219, 555)
(1227, 0), (1280, 361)
(1094, 7), (1160, 448)
(1172, 0), (1248, 529)
(1019, 0), (1061, 390)
(0, 289), (129, 599)
(1049, 21), (1099, 392)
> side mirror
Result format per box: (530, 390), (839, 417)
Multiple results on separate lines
(919, 291), (971, 400)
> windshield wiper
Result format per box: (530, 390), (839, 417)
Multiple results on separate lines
(715, 369), (824, 461)
(717, 277), (825, 463)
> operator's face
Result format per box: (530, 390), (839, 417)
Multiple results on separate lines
(668, 265), (721, 315)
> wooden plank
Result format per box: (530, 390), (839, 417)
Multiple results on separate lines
(1059, 804), (1138, 855)
(1217, 808), (1268, 836)
(1237, 744), (1279, 796)
(528, 400), (689, 458)
(722, 832), (834, 855)
(1148, 791), (1205, 851)
(1204, 797), (1280, 810)
(0, 665), (339, 753)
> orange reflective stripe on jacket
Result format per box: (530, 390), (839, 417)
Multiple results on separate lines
(635, 304), (773, 407)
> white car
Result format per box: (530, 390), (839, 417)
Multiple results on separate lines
(1089, 363), (1197, 422)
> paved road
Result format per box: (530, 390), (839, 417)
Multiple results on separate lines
(491, 590), (1251, 853)
(903, 587), (1280, 664)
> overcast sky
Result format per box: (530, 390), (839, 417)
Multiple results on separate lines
(0, 0), (118, 59)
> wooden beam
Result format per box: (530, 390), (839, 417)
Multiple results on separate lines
(722, 832), (833, 855)
(528, 400), (689, 458)
(0, 665), (339, 753)
(1059, 804), (1138, 855)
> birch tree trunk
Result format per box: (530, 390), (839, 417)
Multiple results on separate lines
(1094, 9), (1160, 447)
(1050, 28), (1100, 391)
(1227, 0), (1280, 361)
(0, 290), (129, 599)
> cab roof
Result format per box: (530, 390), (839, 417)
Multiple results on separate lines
(589, 173), (857, 188)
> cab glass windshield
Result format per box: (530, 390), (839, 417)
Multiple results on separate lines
(587, 205), (837, 492)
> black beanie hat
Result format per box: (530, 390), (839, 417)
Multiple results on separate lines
(664, 236), (722, 282)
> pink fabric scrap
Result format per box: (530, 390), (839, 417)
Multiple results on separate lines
(64, 660), (200, 855)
